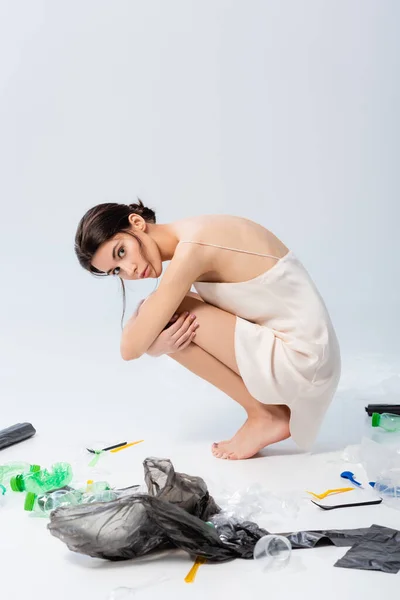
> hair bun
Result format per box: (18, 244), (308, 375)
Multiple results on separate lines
(128, 199), (156, 224)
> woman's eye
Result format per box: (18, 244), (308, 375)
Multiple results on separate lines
(118, 247), (125, 258)
(113, 266), (121, 276)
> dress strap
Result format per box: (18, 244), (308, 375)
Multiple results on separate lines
(179, 240), (281, 260)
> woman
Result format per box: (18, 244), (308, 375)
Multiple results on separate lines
(75, 201), (341, 459)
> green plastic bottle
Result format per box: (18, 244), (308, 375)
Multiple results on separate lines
(29, 489), (84, 515)
(26, 482), (116, 514)
(372, 412), (400, 432)
(10, 462), (73, 495)
(0, 462), (32, 489)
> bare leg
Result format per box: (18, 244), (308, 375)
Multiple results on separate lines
(169, 295), (290, 459)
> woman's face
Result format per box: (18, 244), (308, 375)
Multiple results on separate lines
(91, 217), (162, 280)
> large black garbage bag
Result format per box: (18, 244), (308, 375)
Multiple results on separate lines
(48, 457), (400, 571)
(48, 492), (266, 561)
(48, 457), (267, 561)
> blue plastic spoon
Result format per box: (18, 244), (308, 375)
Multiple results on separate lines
(341, 470), (362, 487)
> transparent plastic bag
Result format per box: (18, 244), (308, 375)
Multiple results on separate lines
(359, 436), (400, 482)
(214, 483), (300, 521)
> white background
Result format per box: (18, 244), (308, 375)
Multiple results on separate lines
(0, 2), (399, 597)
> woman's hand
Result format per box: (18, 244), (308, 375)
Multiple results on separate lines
(146, 311), (199, 357)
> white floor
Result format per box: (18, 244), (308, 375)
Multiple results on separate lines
(1, 406), (400, 600)
(2, 332), (400, 599)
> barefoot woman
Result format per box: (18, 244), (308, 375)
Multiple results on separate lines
(75, 201), (341, 459)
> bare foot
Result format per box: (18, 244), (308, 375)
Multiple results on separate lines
(211, 406), (290, 460)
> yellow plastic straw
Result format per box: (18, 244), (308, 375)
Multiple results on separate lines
(110, 440), (144, 453)
(184, 556), (206, 583)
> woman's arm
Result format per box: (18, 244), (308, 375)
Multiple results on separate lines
(120, 242), (209, 360)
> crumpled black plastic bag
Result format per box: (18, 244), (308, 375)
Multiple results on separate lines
(283, 528), (372, 549)
(144, 457), (219, 521)
(48, 457), (239, 562)
(334, 525), (400, 574)
(48, 457), (399, 571)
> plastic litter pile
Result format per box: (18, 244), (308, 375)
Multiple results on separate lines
(2, 407), (400, 598)
(45, 457), (400, 574)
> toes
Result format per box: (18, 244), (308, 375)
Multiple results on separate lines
(211, 445), (222, 458)
(227, 453), (238, 460)
(211, 447), (230, 459)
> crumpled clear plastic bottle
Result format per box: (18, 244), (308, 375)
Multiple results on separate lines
(373, 468), (400, 510)
(35, 489), (82, 514)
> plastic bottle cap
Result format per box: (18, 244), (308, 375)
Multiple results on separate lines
(371, 413), (381, 427)
(24, 492), (36, 511)
(10, 475), (24, 492)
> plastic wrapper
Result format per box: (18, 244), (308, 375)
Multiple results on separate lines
(48, 457), (400, 572)
(0, 423), (36, 450)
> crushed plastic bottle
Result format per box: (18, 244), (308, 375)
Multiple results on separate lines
(85, 490), (117, 504)
(253, 534), (292, 570)
(27, 481), (116, 515)
(372, 413), (400, 433)
(0, 462), (31, 489)
(10, 462), (73, 495)
(29, 489), (83, 515)
(374, 468), (400, 510)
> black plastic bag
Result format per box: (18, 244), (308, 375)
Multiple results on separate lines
(335, 525), (400, 574)
(144, 457), (219, 521)
(0, 423), (36, 450)
(48, 457), (269, 561)
(48, 457), (399, 571)
(283, 528), (372, 549)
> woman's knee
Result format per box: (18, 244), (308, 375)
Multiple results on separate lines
(177, 293), (205, 314)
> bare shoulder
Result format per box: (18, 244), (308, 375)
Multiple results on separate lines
(172, 214), (289, 255)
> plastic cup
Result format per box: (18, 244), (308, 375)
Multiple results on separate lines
(253, 535), (292, 570)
